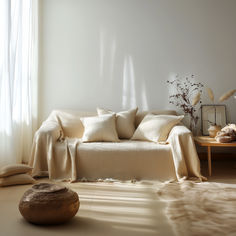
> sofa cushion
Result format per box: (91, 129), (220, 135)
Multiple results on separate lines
(135, 110), (177, 127)
(97, 107), (138, 139)
(47, 109), (177, 138)
(132, 114), (184, 143)
(80, 114), (120, 142)
(53, 140), (176, 180)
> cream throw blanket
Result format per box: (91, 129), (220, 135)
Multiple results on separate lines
(29, 111), (206, 182)
(167, 125), (206, 181)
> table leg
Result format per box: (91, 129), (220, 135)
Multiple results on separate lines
(207, 146), (212, 176)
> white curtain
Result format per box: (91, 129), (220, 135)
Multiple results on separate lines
(0, 0), (37, 166)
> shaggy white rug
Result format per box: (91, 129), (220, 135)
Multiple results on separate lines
(157, 181), (236, 236)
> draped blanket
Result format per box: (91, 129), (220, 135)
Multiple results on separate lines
(29, 111), (206, 182)
(167, 126), (206, 181)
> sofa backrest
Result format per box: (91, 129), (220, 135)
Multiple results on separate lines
(48, 109), (177, 138)
(47, 110), (96, 138)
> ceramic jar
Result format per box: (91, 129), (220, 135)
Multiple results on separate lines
(208, 125), (221, 138)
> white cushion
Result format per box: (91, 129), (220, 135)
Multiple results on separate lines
(97, 107), (138, 139)
(80, 114), (119, 142)
(132, 114), (184, 143)
(0, 174), (36, 187)
(0, 164), (33, 178)
(135, 110), (177, 127)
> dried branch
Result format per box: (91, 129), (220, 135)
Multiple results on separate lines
(206, 88), (214, 102)
(219, 89), (236, 102)
(167, 75), (203, 126)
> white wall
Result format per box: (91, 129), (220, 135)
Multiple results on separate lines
(39, 0), (236, 126)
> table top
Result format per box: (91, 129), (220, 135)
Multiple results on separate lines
(194, 136), (236, 147)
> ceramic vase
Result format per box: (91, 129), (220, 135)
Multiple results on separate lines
(208, 125), (221, 138)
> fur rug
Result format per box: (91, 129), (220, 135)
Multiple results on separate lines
(157, 181), (236, 236)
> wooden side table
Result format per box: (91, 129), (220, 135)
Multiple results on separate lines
(194, 136), (236, 176)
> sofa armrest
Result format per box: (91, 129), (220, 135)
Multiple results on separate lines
(167, 124), (192, 142)
(37, 120), (63, 143)
(167, 124), (206, 181)
(29, 120), (63, 177)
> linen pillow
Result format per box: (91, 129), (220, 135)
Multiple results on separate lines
(80, 114), (120, 142)
(135, 110), (177, 127)
(0, 174), (36, 187)
(132, 114), (184, 143)
(97, 107), (138, 139)
(0, 164), (33, 178)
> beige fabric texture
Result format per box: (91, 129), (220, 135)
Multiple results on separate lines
(132, 114), (184, 143)
(135, 110), (177, 127)
(80, 114), (119, 142)
(167, 125), (206, 181)
(29, 110), (205, 182)
(53, 140), (176, 181)
(0, 164), (32, 178)
(52, 110), (96, 138)
(38, 109), (176, 138)
(97, 107), (138, 139)
(0, 173), (35, 187)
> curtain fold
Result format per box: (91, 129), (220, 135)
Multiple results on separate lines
(0, 0), (37, 166)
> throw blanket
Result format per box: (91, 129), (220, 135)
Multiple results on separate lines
(29, 115), (79, 182)
(167, 125), (206, 181)
(29, 114), (206, 182)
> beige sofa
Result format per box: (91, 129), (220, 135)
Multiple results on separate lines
(29, 109), (205, 182)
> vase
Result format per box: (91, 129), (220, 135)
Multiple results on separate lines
(208, 125), (221, 138)
(189, 116), (198, 136)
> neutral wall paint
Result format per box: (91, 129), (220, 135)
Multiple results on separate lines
(39, 0), (236, 127)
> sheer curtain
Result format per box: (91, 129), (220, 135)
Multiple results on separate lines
(0, 0), (37, 166)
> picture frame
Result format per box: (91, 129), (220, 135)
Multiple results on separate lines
(201, 104), (227, 136)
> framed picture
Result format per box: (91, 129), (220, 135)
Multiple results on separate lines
(201, 104), (227, 135)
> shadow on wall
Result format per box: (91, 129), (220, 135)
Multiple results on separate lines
(99, 27), (149, 111)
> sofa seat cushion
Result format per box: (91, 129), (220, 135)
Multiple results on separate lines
(53, 140), (177, 181)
